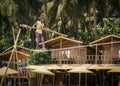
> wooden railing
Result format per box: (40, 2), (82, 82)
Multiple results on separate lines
(44, 55), (120, 64)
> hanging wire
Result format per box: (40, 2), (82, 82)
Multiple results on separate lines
(1, 41), (120, 54)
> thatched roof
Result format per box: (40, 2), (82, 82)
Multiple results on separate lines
(108, 67), (120, 73)
(90, 35), (120, 44)
(0, 67), (18, 76)
(0, 47), (30, 59)
(26, 64), (76, 70)
(31, 67), (54, 75)
(88, 64), (120, 70)
(68, 67), (93, 73)
(40, 36), (83, 48)
(26, 64), (120, 70)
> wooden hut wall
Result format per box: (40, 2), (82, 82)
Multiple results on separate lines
(103, 43), (120, 58)
(103, 45), (111, 56)
(51, 48), (81, 58)
(51, 47), (87, 60)
(113, 43), (120, 57)
(79, 48), (86, 58)
(51, 50), (59, 58)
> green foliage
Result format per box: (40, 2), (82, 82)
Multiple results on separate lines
(97, 18), (120, 37)
(28, 51), (51, 65)
(0, 0), (120, 52)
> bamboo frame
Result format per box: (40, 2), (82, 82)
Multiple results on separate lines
(0, 28), (30, 86)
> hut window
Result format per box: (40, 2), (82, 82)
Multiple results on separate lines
(66, 50), (70, 58)
(59, 50), (71, 58)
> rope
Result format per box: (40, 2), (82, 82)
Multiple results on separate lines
(17, 41), (120, 52)
(1, 41), (120, 54)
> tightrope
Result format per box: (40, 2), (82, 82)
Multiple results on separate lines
(18, 41), (120, 52)
(1, 41), (120, 53)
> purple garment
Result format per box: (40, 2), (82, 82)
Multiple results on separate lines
(35, 32), (45, 49)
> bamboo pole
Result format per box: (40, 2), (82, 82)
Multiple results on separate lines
(44, 27), (67, 37)
(112, 73), (113, 86)
(103, 70), (104, 86)
(95, 44), (98, 64)
(40, 74), (43, 86)
(15, 49), (21, 86)
(0, 49), (15, 86)
(14, 78), (16, 86)
(79, 73), (81, 86)
(20, 24), (67, 37)
(111, 37), (113, 64)
(69, 73), (70, 86)
(85, 74), (87, 86)
(53, 75), (54, 86)
(12, 27), (16, 44)
(59, 38), (62, 65)
(0, 29), (21, 86)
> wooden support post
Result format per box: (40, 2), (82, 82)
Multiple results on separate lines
(103, 70), (104, 86)
(69, 73), (70, 86)
(112, 73), (113, 86)
(0, 28), (21, 86)
(0, 49), (15, 86)
(95, 44), (98, 64)
(53, 75), (54, 86)
(85, 48), (87, 64)
(59, 38), (62, 65)
(111, 37), (113, 64)
(85, 74), (87, 86)
(79, 73), (81, 86)
(78, 44), (81, 64)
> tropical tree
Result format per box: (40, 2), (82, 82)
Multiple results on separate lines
(0, 0), (17, 52)
(0, 0), (120, 52)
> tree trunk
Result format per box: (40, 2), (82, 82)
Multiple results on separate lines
(0, 17), (2, 39)
(93, 1), (97, 39)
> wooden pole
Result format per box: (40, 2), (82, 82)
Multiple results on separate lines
(15, 49), (21, 86)
(79, 73), (81, 86)
(12, 27), (16, 44)
(85, 74), (87, 86)
(53, 75), (54, 86)
(111, 37), (113, 64)
(103, 70), (104, 86)
(14, 78), (16, 86)
(20, 24), (67, 37)
(112, 73), (113, 86)
(0, 49), (15, 86)
(95, 44), (98, 64)
(85, 48), (87, 64)
(40, 74), (43, 86)
(69, 73), (70, 86)
(0, 28), (21, 86)
(78, 44), (80, 64)
(59, 38), (62, 65)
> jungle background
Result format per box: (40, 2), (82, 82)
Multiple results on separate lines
(0, 0), (120, 52)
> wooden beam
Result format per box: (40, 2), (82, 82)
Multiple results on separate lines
(111, 37), (113, 64)
(95, 44), (98, 64)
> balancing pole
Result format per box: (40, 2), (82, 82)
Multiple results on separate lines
(19, 24), (68, 37)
